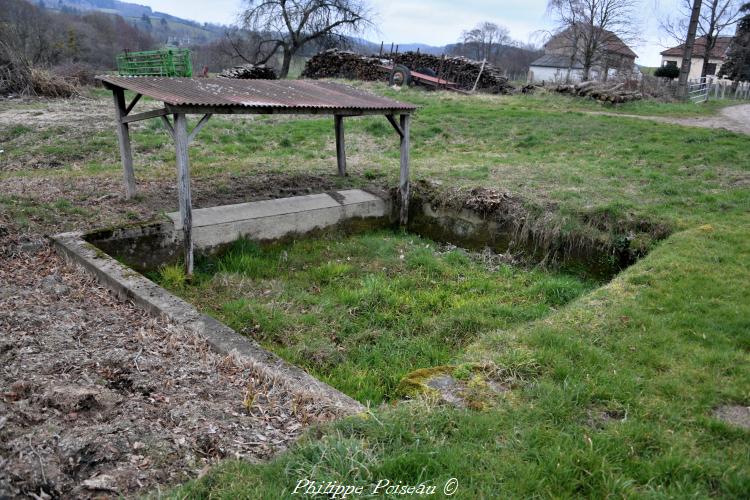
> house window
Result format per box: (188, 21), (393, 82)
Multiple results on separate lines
(704, 63), (717, 75)
(665, 60), (678, 68)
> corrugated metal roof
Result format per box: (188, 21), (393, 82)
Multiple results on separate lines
(97, 76), (416, 112)
(529, 54), (584, 70)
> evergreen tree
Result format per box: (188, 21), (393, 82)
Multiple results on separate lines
(720, 3), (750, 81)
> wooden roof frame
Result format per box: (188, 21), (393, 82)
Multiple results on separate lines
(101, 78), (413, 275)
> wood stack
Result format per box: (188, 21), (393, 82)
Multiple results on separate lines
(301, 49), (385, 80)
(554, 81), (642, 103)
(218, 64), (277, 80)
(392, 53), (514, 94)
(302, 49), (515, 94)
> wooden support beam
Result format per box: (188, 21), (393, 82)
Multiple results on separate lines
(124, 93), (142, 115)
(188, 114), (212, 143)
(112, 88), (136, 199)
(160, 115), (175, 139)
(173, 114), (194, 275)
(334, 115), (346, 176)
(385, 114), (404, 139)
(399, 114), (411, 226)
(121, 108), (168, 124)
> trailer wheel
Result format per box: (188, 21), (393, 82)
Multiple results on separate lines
(389, 65), (412, 87)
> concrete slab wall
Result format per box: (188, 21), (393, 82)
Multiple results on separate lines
(84, 190), (393, 273)
(167, 189), (391, 250)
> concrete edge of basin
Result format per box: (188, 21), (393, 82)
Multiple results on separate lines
(51, 231), (367, 417)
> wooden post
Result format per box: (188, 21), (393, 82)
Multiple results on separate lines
(334, 115), (346, 176)
(174, 113), (194, 275)
(112, 88), (136, 199)
(399, 114), (411, 226)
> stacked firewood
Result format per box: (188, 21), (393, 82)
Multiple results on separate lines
(218, 64), (277, 80)
(301, 50), (384, 80)
(302, 49), (515, 94)
(554, 81), (642, 103)
(391, 53), (514, 94)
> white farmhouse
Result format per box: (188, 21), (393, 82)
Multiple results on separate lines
(528, 27), (638, 83)
(660, 36), (733, 80)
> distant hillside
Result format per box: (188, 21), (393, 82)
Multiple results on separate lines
(27, 0), (540, 73)
(35, 0), (226, 45)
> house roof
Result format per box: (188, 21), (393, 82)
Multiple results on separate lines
(529, 54), (584, 69)
(604, 36), (638, 59)
(545, 26), (638, 59)
(660, 36), (734, 59)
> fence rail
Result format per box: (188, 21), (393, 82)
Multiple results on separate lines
(688, 77), (709, 103)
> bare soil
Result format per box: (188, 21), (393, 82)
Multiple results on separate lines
(0, 96), (112, 130)
(0, 172), (342, 255)
(0, 247), (342, 498)
(713, 405), (750, 430)
(0, 95), (363, 498)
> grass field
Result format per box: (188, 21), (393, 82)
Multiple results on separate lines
(1, 84), (748, 498)
(156, 232), (594, 404)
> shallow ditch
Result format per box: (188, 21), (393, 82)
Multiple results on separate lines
(77, 186), (670, 406)
(151, 230), (595, 404)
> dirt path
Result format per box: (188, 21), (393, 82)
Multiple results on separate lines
(0, 248), (340, 498)
(588, 103), (750, 135)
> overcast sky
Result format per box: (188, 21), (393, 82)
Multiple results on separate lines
(139, 0), (699, 66)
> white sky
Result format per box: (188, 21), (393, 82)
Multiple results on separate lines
(139, 0), (700, 67)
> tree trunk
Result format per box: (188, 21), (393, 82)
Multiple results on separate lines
(279, 47), (293, 78)
(678, 0), (703, 98)
(701, 34), (715, 78)
(582, 55), (592, 81)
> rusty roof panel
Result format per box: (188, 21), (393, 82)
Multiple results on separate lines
(97, 76), (416, 112)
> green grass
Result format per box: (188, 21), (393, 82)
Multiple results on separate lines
(159, 86), (748, 498)
(171, 221), (750, 499)
(157, 231), (594, 404)
(3, 85), (746, 239)
(2, 83), (749, 497)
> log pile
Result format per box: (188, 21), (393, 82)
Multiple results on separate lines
(301, 50), (384, 80)
(218, 64), (277, 80)
(391, 52), (514, 94)
(554, 81), (642, 103)
(301, 49), (515, 94)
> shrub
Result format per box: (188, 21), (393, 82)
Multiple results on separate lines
(51, 62), (98, 86)
(0, 62), (78, 98)
(654, 65), (680, 79)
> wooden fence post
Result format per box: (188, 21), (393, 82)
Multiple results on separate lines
(174, 113), (194, 275)
(112, 88), (136, 199)
(334, 115), (346, 176)
(399, 114), (411, 226)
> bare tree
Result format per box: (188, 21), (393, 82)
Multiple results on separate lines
(461, 22), (510, 61)
(219, 27), (280, 66)
(662, 0), (743, 79)
(238, 0), (374, 78)
(547, 0), (640, 81)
